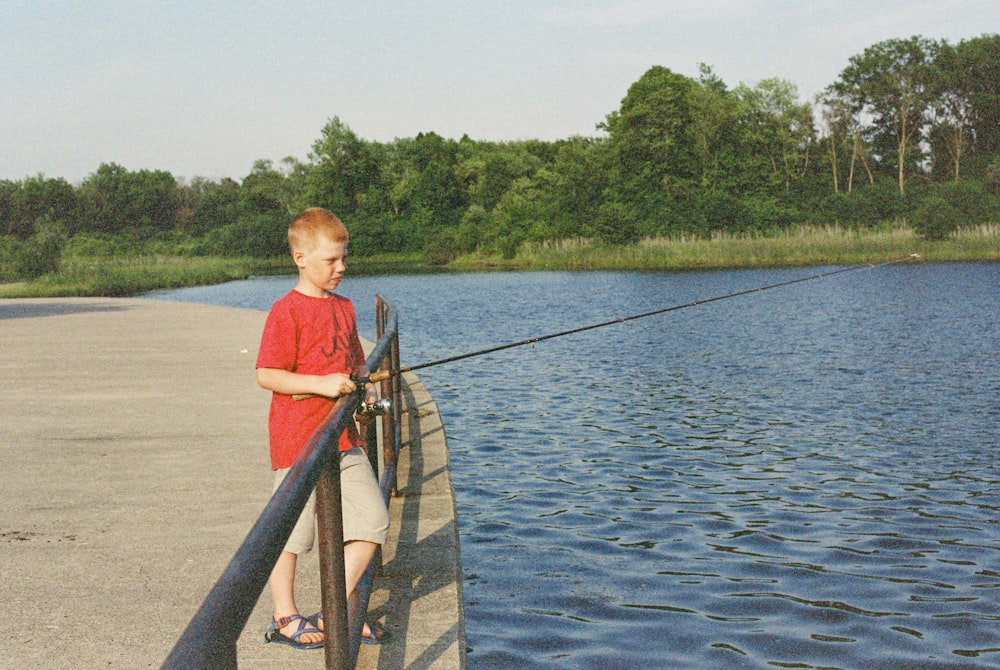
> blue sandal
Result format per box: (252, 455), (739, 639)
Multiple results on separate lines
(309, 613), (386, 645)
(264, 614), (324, 649)
(360, 621), (386, 645)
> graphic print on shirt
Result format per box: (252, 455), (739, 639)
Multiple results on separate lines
(320, 302), (353, 359)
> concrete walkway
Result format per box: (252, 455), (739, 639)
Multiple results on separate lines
(0, 298), (465, 669)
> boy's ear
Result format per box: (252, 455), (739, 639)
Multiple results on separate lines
(292, 248), (305, 266)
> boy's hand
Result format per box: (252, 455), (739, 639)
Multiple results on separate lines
(317, 373), (357, 399)
(259, 367), (361, 402)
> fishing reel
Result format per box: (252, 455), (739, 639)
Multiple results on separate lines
(357, 397), (392, 418)
(351, 374), (392, 417)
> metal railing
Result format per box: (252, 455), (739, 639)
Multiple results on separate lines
(163, 296), (400, 670)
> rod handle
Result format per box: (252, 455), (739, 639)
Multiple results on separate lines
(291, 369), (393, 401)
(369, 369), (391, 383)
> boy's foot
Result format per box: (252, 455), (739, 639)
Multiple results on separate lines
(360, 621), (386, 645)
(309, 613), (386, 645)
(264, 613), (324, 649)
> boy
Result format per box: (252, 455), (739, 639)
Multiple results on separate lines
(256, 207), (389, 648)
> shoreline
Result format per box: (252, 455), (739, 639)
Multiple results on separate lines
(2, 225), (998, 299)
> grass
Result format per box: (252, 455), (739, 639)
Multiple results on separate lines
(0, 251), (435, 298)
(1, 224), (997, 298)
(0, 255), (257, 298)
(448, 223), (1000, 272)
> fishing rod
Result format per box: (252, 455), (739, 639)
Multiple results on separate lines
(294, 254), (918, 401)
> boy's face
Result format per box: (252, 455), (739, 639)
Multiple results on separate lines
(293, 236), (347, 296)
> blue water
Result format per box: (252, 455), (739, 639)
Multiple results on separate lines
(149, 262), (1000, 669)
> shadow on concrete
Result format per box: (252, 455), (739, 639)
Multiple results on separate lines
(358, 373), (466, 670)
(0, 301), (128, 320)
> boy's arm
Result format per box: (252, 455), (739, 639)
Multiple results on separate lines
(257, 367), (357, 399)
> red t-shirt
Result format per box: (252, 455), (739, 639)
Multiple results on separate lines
(256, 290), (365, 468)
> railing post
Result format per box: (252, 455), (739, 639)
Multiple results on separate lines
(316, 456), (350, 669)
(377, 296), (400, 496)
(368, 298), (387, 479)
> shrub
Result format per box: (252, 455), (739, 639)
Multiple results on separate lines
(743, 195), (803, 232)
(62, 233), (120, 257)
(942, 179), (990, 226)
(594, 199), (639, 245)
(202, 215), (287, 257)
(0, 235), (18, 281)
(910, 196), (959, 240)
(422, 228), (460, 265)
(14, 217), (68, 278)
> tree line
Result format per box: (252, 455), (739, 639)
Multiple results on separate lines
(2, 34), (998, 280)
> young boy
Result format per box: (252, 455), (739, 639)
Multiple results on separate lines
(256, 207), (389, 648)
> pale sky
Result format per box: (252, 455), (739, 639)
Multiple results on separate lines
(3, 1), (997, 184)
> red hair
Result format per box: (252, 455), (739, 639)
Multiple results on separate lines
(288, 207), (348, 252)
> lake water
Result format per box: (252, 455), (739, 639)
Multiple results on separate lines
(149, 261), (1000, 669)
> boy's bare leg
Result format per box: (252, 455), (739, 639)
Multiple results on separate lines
(344, 540), (377, 594)
(315, 540), (380, 639)
(346, 540), (379, 638)
(269, 550), (323, 644)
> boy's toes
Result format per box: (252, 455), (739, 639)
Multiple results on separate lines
(282, 620), (322, 644)
(267, 613), (324, 649)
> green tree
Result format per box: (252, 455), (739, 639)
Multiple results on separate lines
(305, 117), (379, 219)
(818, 92), (849, 194)
(817, 89), (878, 194)
(80, 163), (180, 237)
(407, 131), (466, 226)
(689, 64), (741, 192)
(956, 34), (1000, 168)
(594, 197), (639, 245)
(181, 177), (242, 236)
(601, 66), (698, 223)
(547, 136), (609, 237)
(4, 175), (81, 238)
(240, 159), (301, 217)
(928, 38), (986, 181)
(985, 157), (1000, 194)
(461, 141), (542, 211)
(735, 78), (815, 193)
(834, 36), (941, 195)
(455, 204), (487, 252)
(0, 180), (14, 237)
(202, 213), (287, 257)
(485, 175), (557, 256)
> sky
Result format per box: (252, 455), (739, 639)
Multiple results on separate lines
(3, 0), (998, 185)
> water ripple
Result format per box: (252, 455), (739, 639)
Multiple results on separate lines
(444, 265), (1000, 669)
(151, 263), (1000, 669)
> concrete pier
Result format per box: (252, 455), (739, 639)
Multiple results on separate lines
(0, 298), (465, 669)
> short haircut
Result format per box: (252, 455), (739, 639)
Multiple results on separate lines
(288, 207), (348, 252)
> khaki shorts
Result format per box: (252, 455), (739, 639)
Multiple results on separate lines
(273, 447), (390, 555)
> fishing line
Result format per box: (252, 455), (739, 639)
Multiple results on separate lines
(357, 254), (919, 386)
(361, 254), (919, 384)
